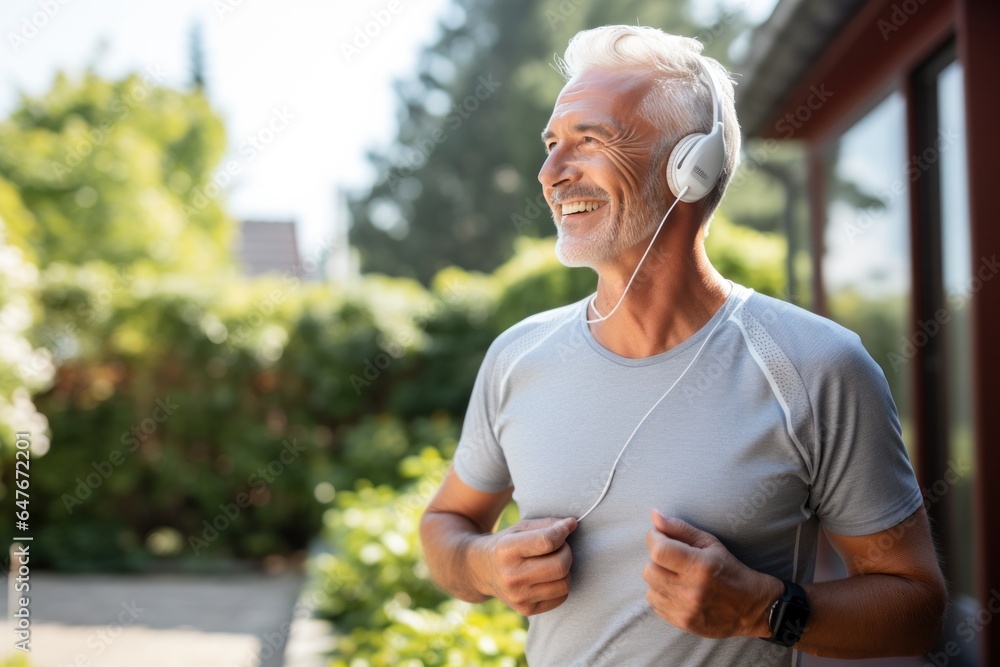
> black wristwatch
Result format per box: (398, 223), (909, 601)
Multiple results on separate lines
(765, 579), (810, 647)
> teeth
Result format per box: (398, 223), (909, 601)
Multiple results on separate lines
(561, 201), (602, 215)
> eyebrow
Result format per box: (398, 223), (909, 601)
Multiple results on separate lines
(541, 122), (619, 144)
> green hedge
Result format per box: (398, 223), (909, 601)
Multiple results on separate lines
(311, 432), (527, 666)
(0, 237), (597, 569)
(3, 267), (442, 568)
(0, 217), (53, 458)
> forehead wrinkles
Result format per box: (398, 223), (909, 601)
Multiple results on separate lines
(547, 68), (656, 131)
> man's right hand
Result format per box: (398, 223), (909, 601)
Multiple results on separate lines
(470, 516), (578, 616)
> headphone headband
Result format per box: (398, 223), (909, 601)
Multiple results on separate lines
(665, 56), (728, 203)
(700, 58), (721, 129)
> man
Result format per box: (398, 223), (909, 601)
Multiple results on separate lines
(420, 25), (946, 666)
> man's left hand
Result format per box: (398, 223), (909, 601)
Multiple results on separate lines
(642, 509), (784, 639)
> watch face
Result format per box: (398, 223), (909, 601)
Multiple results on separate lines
(767, 600), (781, 634)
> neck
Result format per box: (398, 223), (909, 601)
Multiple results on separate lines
(588, 226), (730, 358)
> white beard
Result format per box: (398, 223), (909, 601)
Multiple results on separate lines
(554, 181), (666, 268)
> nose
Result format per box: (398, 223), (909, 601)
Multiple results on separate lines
(537, 146), (579, 192)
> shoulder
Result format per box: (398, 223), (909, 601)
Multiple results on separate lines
(737, 291), (888, 391)
(485, 298), (585, 359)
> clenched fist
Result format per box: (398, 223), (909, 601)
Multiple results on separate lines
(472, 516), (577, 616)
(642, 510), (780, 639)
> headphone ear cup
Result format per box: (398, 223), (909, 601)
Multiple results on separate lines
(666, 133), (702, 200)
(666, 122), (726, 203)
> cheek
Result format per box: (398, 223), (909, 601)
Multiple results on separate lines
(597, 142), (655, 202)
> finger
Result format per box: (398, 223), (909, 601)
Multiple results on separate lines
(651, 510), (716, 549)
(526, 540), (573, 584)
(645, 584), (672, 611)
(645, 586), (682, 625)
(520, 517), (577, 557)
(642, 554), (681, 591)
(528, 574), (572, 605)
(646, 525), (698, 573)
(526, 592), (570, 616)
(509, 516), (577, 534)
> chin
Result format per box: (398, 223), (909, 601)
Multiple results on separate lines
(555, 232), (607, 268)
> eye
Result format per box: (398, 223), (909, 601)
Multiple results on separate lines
(545, 141), (557, 153)
(582, 136), (601, 145)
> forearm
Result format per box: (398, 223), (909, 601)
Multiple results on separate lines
(419, 510), (493, 603)
(796, 574), (945, 657)
(747, 571), (946, 657)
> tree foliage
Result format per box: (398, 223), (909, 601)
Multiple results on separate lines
(0, 70), (236, 274)
(349, 0), (754, 283)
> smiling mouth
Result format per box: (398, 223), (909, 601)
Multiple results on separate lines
(560, 200), (604, 217)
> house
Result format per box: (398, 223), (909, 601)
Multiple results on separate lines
(234, 220), (302, 277)
(737, 0), (998, 663)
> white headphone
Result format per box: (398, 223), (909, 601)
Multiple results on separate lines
(665, 57), (727, 203)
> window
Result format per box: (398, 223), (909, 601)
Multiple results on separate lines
(822, 92), (913, 455)
(936, 58), (975, 601)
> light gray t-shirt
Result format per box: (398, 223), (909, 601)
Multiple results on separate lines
(452, 283), (924, 667)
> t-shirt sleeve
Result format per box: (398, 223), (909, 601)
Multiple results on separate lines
(807, 332), (924, 536)
(452, 341), (513, 494)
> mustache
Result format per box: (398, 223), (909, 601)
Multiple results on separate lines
(549, 186), (610, 204)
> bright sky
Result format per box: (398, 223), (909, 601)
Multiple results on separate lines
(1, 0), (776, 262)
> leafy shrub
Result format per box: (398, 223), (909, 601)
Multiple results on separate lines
(312, 439), (527, 666)
(0, 217), (53, 459)
(8, 268), (387, 568)
(705, 216), (787, 298)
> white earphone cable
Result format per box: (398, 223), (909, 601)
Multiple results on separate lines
(586, 185), (690, 323)
(578, 183), (709, 521)
(576, 58), (727, 521)
(576, 300), (730, 522)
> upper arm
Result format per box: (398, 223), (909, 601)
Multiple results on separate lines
(825, 505), (945, 590)
(424, 464), (514, 534)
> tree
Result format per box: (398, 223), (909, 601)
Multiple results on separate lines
(0, 70), (236, 275)
(349, 0), (753, 283)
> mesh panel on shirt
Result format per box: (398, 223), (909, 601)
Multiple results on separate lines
(730, 304), (817, 482)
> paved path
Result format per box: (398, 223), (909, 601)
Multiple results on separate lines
(0, 573), (320, 667)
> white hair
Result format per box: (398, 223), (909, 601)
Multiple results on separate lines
(555, 25), (741, 226)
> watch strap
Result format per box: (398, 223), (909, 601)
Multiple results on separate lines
(766, 579), (809, 647)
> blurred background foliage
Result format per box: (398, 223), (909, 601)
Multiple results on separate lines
(0, 0), (796, 663)
(0, 71), (234, 273)
(346, 0), (784, 284)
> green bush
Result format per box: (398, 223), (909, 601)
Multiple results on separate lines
(705, 216), (787, 298)
(312, 439), (527, 666)
(8, 268), (391, 568)
(0, 216), (53, 459)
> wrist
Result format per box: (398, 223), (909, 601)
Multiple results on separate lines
(761, 578), (811, 647)
(460, 533), (496, 602)
(749, 573), (786, 638)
